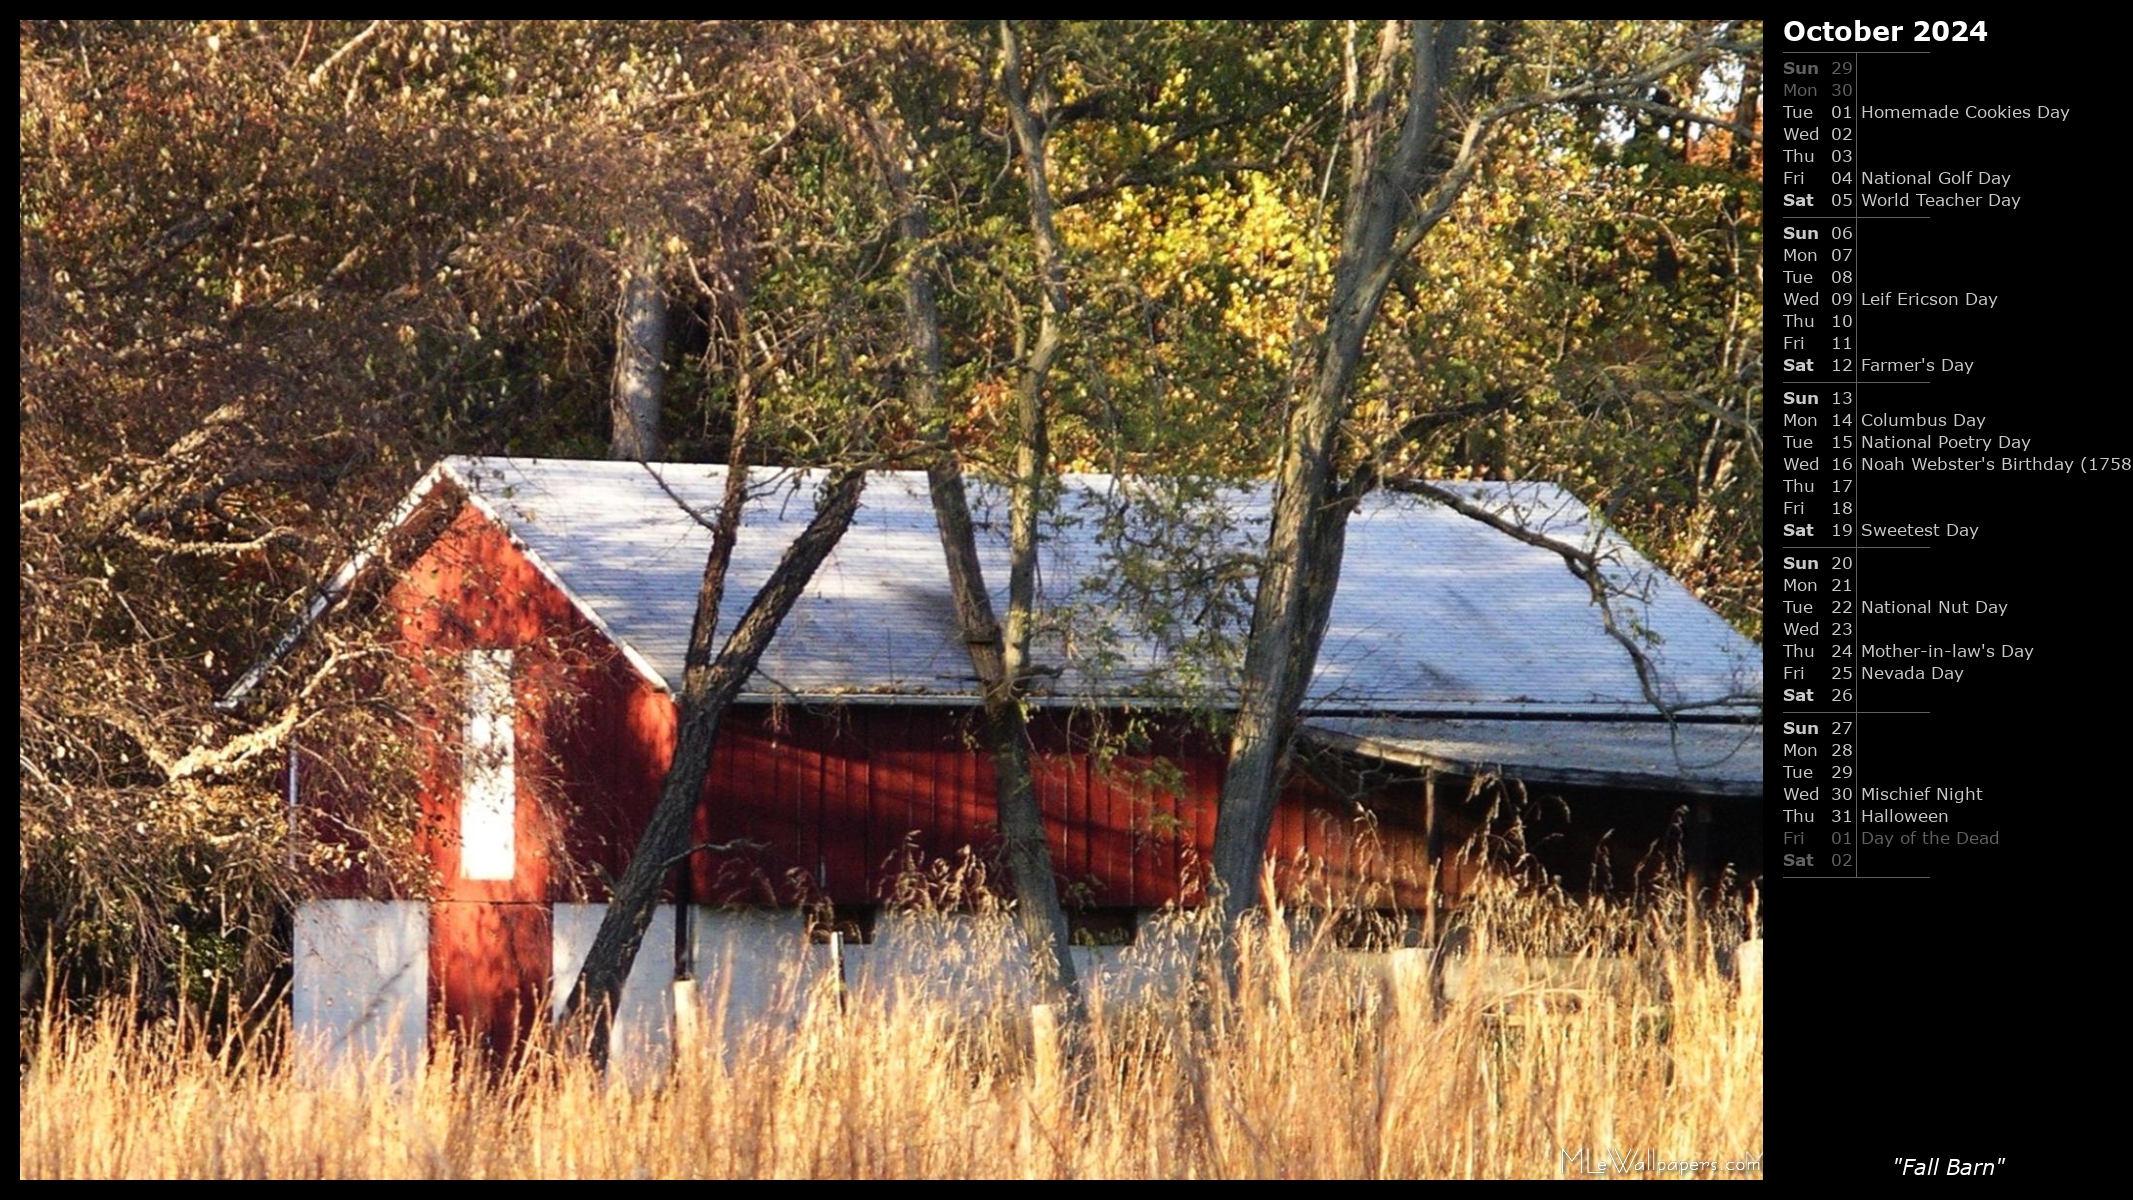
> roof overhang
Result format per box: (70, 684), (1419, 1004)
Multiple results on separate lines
(1301, 715), (1763, 798)
(215, 463), (464, 710)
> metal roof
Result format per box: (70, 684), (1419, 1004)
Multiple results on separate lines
(1301, 716), (1763, 797)
(402, 456), (1760, 715)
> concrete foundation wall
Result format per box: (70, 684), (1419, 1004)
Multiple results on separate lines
(292, 899), (428, 1069)
(550, 902), (677, 1068)
(688, 907), (817, 1045)
(295, 902), (1449, 1073)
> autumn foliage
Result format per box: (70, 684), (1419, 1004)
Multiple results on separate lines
(19, 21), (1760, 1007)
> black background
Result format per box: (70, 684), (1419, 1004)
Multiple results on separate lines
(1768, 18), (2092, 1173)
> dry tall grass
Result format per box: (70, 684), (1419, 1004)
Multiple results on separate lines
(19, 890), (1762, 1179)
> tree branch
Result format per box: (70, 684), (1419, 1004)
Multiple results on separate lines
(1386, 30), (1753, 268)
(114, 525), (302, 558)
(1386, 478), (1684, 719)
(307, 20), (382, 88)
(124, 644), (380, 786)
(1613, 98), (1762, 143)
(1343, 388), (1529, 503)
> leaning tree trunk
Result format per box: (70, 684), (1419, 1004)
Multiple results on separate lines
(609, 236), (668, 462)
(1210, 21), (1468, 930)
(564, 466), (867, 1063)
(922, 461), (1082, 1008)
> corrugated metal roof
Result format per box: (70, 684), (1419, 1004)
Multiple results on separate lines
(1301, 716), (1763, 796)
(435, 457), (1761, 716)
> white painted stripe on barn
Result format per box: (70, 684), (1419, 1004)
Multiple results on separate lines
(458, 649), (517, 880)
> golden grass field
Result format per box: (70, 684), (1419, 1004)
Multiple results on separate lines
(18, 892), (1762, 1179)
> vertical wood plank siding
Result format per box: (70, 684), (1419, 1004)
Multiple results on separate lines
(388, 506), (1437, 918)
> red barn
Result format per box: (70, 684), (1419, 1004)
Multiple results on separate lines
(221, 458), (1761, 1061)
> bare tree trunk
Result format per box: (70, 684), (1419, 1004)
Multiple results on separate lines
(563, 464), (866, 1062)
(1205, 23), (1752, 934)
(1727, 61), (1761, 172)
(1211, 22), (1468, 928)
(923, 461), (1080, 1007)
(1682, 433), (1740, 569)
(870, 96), (1081, 1008)
(609, 237), (668, 462)
(998, 20), (1068, 689)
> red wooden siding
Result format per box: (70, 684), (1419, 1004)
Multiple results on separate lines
(430, 900), (550, 1052)
(661, 705), (1431, 911)
(377, 505), (1438, 919)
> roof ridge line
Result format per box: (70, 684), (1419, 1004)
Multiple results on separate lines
(218, 459), (681, 710)
(454, 468), (673, 697)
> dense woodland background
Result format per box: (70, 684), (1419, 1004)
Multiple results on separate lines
(18, 20), (1761, 1009)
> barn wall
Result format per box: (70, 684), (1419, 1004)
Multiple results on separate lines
(668, 705), (1436, 911)
(285, 502), (1759, 1062)
(390, 505), (595, 909)
(358, 506), (1764, 912)
(333, 503), (1758, 1051)
(430, 900), (550, 1052)
(371, 501), (1440, 916)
